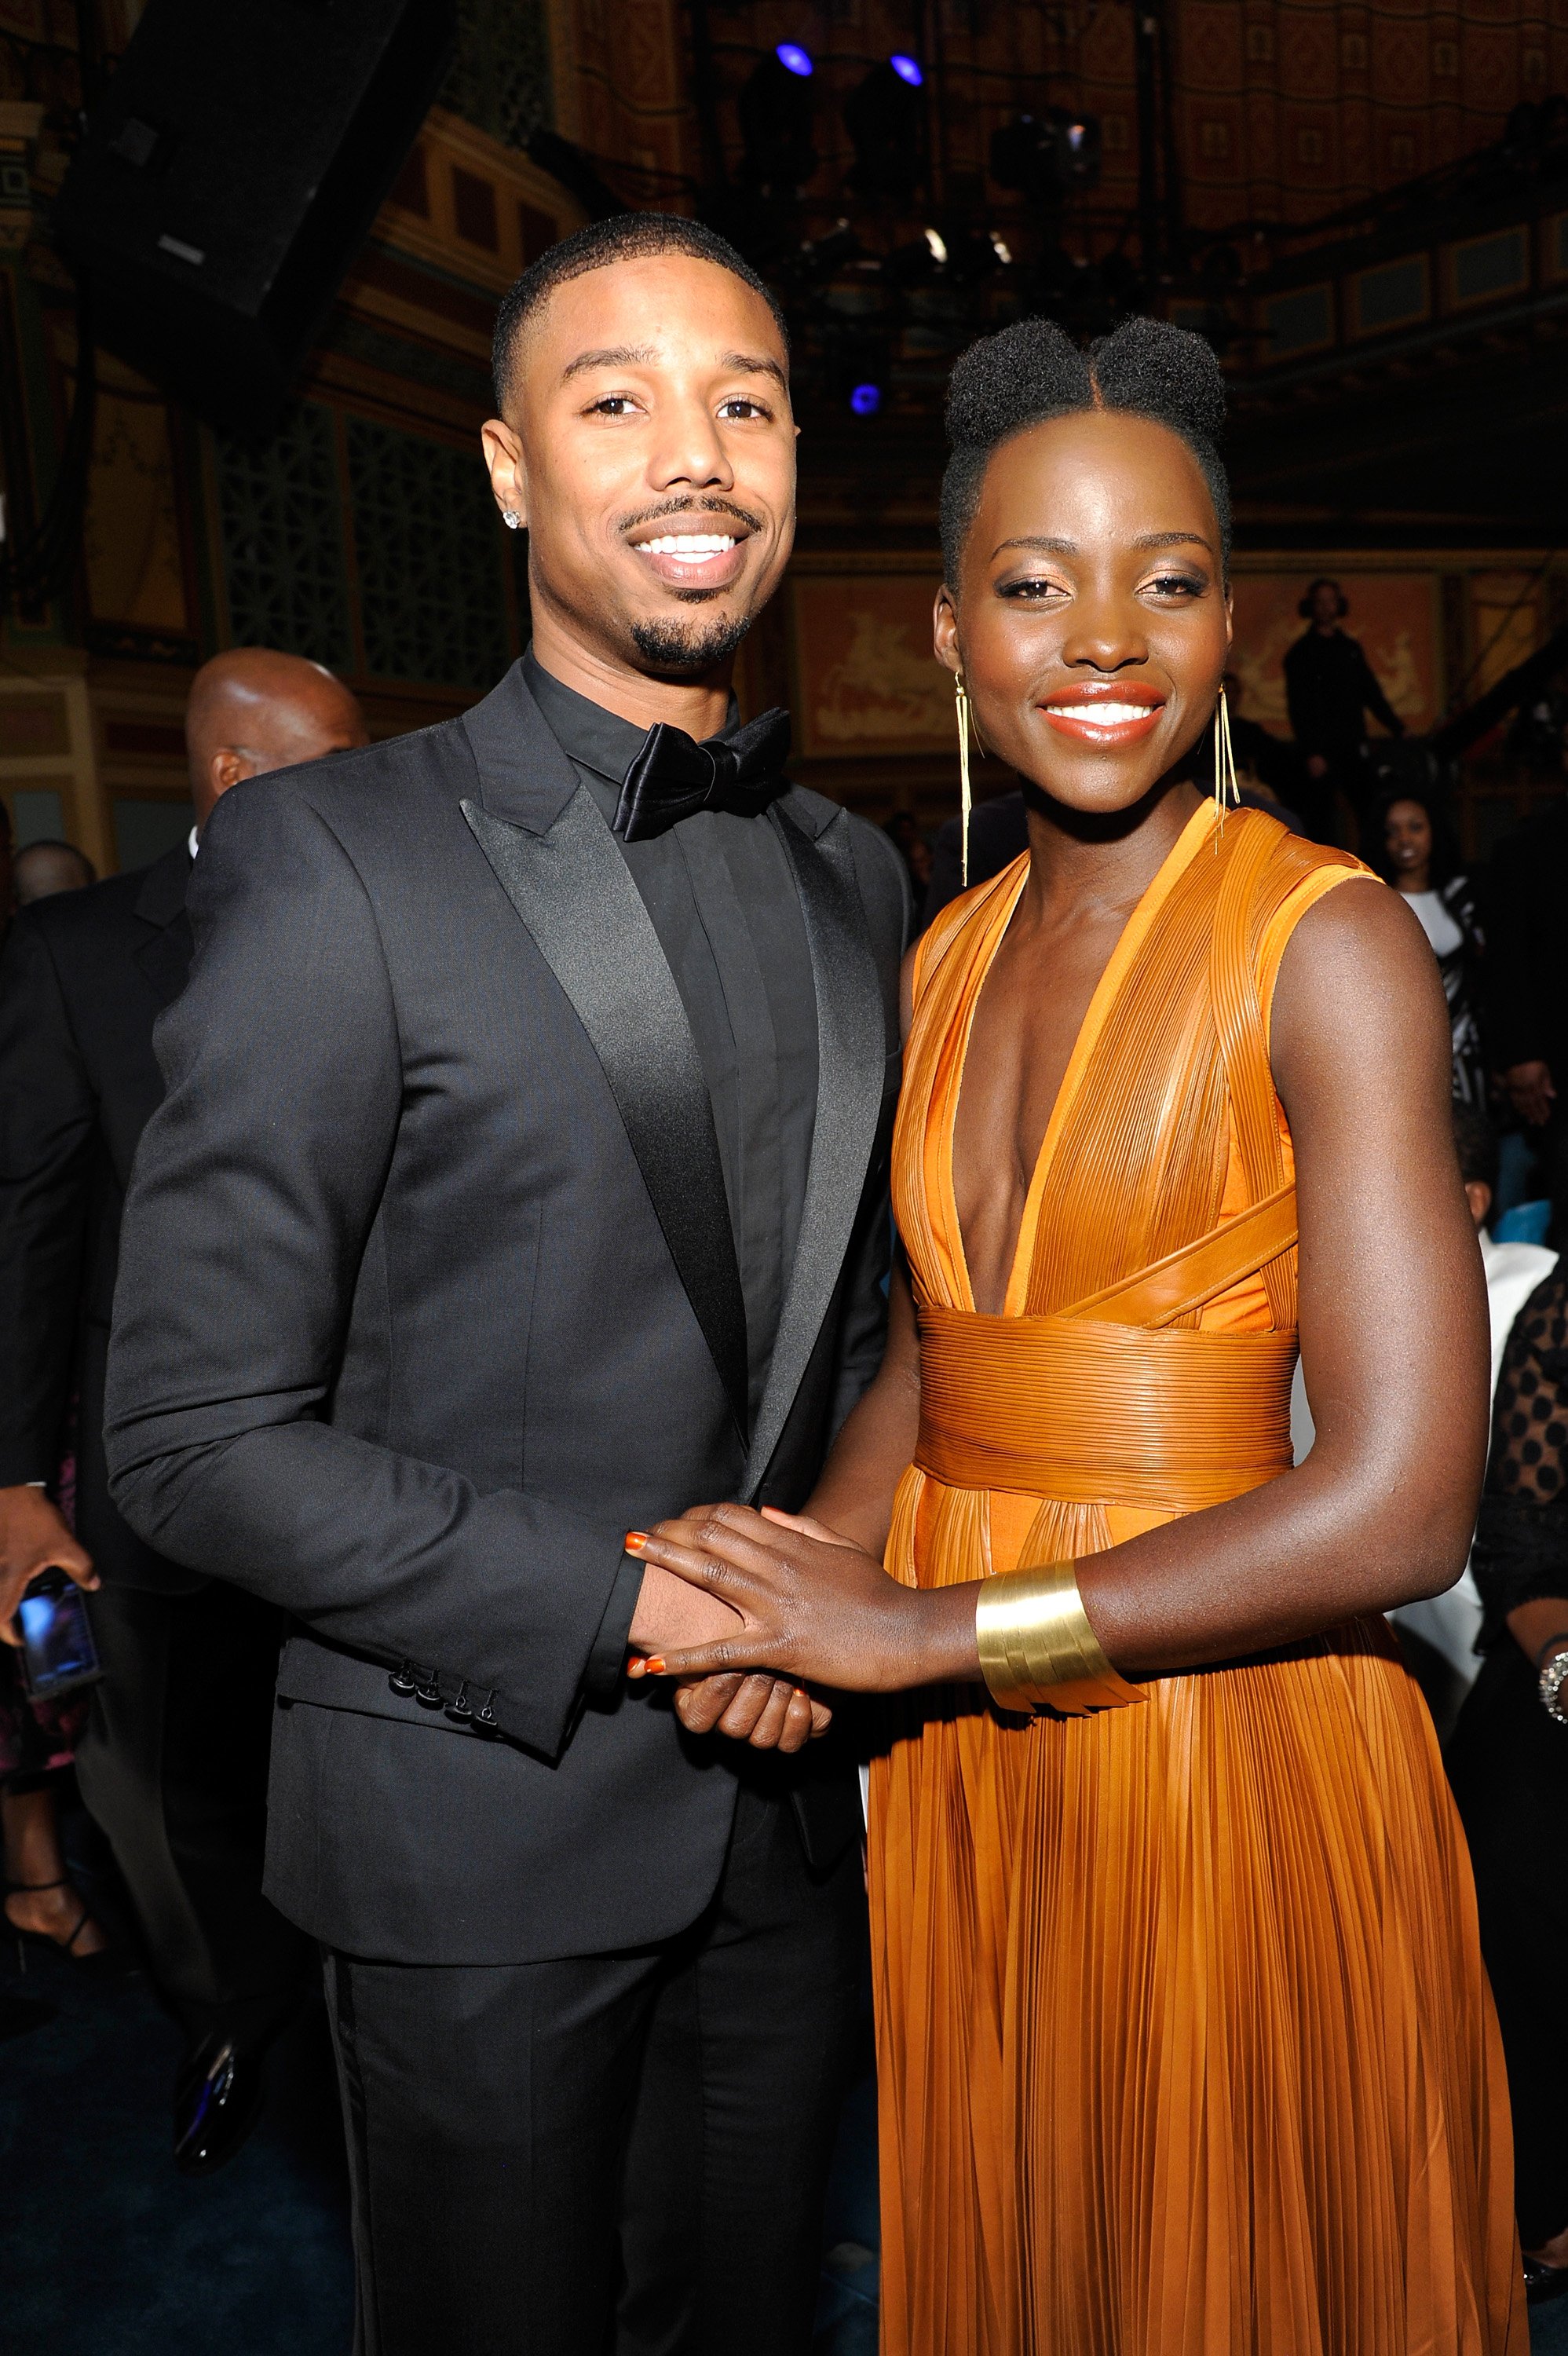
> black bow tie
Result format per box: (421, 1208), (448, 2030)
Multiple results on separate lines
(612, 708), (791, 843)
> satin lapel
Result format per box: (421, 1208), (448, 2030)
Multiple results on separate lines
(462, 788), (749, 1439)
(741, 805), (886, 1497)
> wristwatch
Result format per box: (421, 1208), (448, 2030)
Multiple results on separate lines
(1539, 1642), (1568, 1726)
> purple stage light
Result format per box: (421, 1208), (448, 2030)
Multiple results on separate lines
(776, 42), (813, 75)
(890, 53), (923, 86)
(850, 382), (882, 415)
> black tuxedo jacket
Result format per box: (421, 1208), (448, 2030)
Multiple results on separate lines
(0, 845), (200, 1593)
(104, 664), (908, 1964)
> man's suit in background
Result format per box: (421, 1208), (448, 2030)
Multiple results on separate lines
(104, 659), (908, 2355)
(0, 846), (305, 2039)
(1283, 620), (1404, 836)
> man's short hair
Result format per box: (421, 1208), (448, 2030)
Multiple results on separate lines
(492, 213), (789, 412)
(1453, 1104), (1498, 1197)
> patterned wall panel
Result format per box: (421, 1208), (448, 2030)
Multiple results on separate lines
(213, 404), (354, 670)
(345, 418), (511, 690)
(441, 0), (553, 148)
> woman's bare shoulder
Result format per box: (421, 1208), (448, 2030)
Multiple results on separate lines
(1270, 871), (1451, 1117)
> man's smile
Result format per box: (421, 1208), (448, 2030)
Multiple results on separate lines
(624, 505), (758, 594)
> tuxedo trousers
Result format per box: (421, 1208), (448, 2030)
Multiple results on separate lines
(324, 1780), (864, 2356)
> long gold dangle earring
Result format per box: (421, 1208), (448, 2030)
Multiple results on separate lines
(1212, 681), (1240, 838)
(955, 670), (973, 887)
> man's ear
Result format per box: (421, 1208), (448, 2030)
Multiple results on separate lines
(210, 748), (252, 795)
(481, 417), (528, 531)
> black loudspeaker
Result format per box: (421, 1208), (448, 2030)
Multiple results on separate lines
(54, 0), (456, 434)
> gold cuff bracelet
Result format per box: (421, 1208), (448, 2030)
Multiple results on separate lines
(975, 1561), (1145, 1717)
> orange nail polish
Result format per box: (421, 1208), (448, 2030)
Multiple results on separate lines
(624, 1531), (649, 1554)
(643, 1655), (667, 1676)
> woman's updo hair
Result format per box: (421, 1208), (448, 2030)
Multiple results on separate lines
(939, 314), (1231, 587)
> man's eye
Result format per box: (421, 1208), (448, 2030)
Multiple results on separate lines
(589, 395), (638, 417)
(718, 397), (768, 419)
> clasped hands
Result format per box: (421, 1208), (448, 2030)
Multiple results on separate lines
(623, 1503), (934, 1754)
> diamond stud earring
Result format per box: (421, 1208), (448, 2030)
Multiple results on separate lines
(502, 510), (522, 530)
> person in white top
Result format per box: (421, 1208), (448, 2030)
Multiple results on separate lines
(1369, 779), (1486, 1107)
(1291, 1106), (1555, 1722)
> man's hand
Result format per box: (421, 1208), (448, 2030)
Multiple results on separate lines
(0, 1486), (98, 1648)
(626, 1521), (832, 1754)
(1505, 1059), (1556, 1129)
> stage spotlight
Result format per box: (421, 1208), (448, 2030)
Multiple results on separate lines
(845, 58), (925, 199)
(850, 382), (882, 415)
(786, 216), (862, 284)
(740, 47), (817, 197)
(990, 108), (1102, 205)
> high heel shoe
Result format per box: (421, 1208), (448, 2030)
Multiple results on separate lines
(5, 1876), (105, 1961)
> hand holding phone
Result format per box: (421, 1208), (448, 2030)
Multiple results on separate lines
(0, 1484), (98, 1647)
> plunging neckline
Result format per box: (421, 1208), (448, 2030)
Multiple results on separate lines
(944, 798), (1217, 1319)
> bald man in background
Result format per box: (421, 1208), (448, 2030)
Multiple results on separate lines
(0, 649), (366, 2171)
(13, 838), (97, 907)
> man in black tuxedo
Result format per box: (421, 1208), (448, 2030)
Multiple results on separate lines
(0, 649), (367, 2165)
(105, 214), (908, 2354)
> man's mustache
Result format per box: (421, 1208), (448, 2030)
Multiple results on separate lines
(617, 496), (764, 540)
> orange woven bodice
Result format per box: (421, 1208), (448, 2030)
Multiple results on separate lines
(892, 803), (1375, 1535)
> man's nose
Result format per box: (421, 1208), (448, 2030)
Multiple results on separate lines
(647, 396), (734, 492)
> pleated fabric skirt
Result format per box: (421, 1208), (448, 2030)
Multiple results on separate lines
(868, 1551), (1526, 2354)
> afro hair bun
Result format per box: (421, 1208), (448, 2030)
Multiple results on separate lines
(939, 314), (1230, 584)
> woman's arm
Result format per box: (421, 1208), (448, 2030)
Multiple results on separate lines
(802, 1254), (922, 1554)
(634, 881), (1490, 1692)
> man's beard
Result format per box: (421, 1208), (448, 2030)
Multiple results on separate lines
(630, 608), (753, 679)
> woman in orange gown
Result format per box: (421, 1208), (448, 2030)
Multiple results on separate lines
(631, 318), (1525, 2352)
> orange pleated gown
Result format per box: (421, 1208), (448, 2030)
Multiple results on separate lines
(869, 800), (1524, 2355)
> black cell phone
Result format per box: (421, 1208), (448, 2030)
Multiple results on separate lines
(13, 1569), (102, 1701)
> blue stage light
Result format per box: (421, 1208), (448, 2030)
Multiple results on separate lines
(890, 53), (923, 86)
(775, 42), (813, 76)
(850, 382), (882, 415)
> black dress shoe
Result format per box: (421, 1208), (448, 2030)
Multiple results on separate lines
(1524, 2254), (1568, 2307)
(173, 2032), (267, 2175)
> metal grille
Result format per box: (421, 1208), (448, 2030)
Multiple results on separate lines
(346, 417), (511, 689)
(213, 404), (353, 669)
(441, 0), (553, 150)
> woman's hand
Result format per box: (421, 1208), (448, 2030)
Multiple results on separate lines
(657, 1515), (849, 1749)
(624, 1505), (979, 1692)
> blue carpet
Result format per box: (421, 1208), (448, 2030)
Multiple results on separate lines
(2, 1937), (353, 2355)
(1536, 2291), (1568, 2352)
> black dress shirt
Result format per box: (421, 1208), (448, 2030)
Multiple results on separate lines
(524, 651), (820, 1685)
